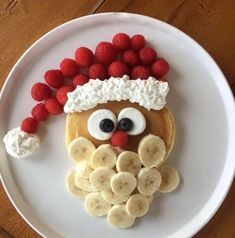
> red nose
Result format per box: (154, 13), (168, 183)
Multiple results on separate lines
(111, 130), (128, 148)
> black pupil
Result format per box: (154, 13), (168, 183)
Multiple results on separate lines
(99, 119), (114, 133)
(118, 118), (133, 131)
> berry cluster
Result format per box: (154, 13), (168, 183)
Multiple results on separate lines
(21, 33), (170, 134)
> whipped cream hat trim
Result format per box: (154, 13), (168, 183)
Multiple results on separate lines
(64, 75), (169, 113)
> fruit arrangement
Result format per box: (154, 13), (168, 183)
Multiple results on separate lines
(3, 32), (180, 230)
(19, 33), (169, 135)
(66, 135), (179, 228)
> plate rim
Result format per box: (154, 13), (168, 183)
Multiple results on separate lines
(0, 12), (235, 238)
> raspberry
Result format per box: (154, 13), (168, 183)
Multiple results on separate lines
(75, 47), (94, 67)
(139, 47), (157, 65)
(73, 74), (89, 87)
(108, 61), (128, 77)
(131, 66), (150, 79)
(131, 34), (145, 51)
(31, 82), (52, 101)
(31, 103), (49, 121)
(89, 64), (107, 80)
(56, 85), (74, 105)
(45, 97), (63, 115)
(95, 42), (117, 64)
(122, 50), (140, 66)
(44, 70), (64, 89)
(111, 131), (128, 148)
(60, 58), (79, 77)
(112, 33), (130, 51)
(151, 59), (170, 78)
(21, 117), (38, 133)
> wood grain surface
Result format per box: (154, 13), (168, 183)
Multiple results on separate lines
(0, 0), (234, 237)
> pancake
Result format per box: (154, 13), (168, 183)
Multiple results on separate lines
(65, 101), (175, 162)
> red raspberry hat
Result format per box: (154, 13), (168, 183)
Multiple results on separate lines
(3, 32), (170, 159)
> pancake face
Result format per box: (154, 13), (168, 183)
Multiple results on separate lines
(66, 101), (175, 158)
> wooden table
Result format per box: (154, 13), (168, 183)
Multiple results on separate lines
(0, 0), (235, 237)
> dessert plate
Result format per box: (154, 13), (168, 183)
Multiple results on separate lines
(0, 13), (235, 238)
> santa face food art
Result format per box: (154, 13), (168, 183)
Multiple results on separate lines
(3, 33), (180, 229)
(65, 75), (179, 228)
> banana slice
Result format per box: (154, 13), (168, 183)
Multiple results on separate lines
(116, 151), (142, 176)
(137, 167), (162, 196)
(158, 165), (180, 193)
(91, 144), (117, 169)
(126, 194), (149, 217)
(89, 167), (116, 191)
(75, 172), (97, 192)
(111, 172), (137, 196)
(101, 189), (129, 205)
(84, 192), (111, 217)
(68, 137), (96, 163)
(138, 134), (166, 168)
(107, 204), (135, 229)
(75, 160), (93, 178)
(66, 170), (90, 199)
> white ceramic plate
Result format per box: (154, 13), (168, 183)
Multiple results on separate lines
(0, 13), (235, 238)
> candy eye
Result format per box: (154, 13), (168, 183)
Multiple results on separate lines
(88, 109), (117, 140)
(118, 107), (146, 135)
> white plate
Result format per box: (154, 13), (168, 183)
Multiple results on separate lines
(0, 13), (235, 238)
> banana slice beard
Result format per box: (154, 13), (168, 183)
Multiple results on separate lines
(158, 165), (180, 193)
(66, 170), (90, 199)
(91, 144), (117, 169)
(75, 172), (98, 192)
(84, 192), (111, 217)
(101, 189), (129, 205)
(138, 134), (166, 168)
(137, 168), (162, 196)
(111, 172), (137, 196)
(89, 167), (116, 191)
(68, 137), (96, 163)
(116, 151), (142, 176)
(126, 194), (150, 217)
(107, 204), (135, 229)
(75, 160), (93, 178)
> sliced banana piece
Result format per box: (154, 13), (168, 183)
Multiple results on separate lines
(89, 167), (116, 191)
(84, 192), (111, 217)
(158, 165), (180, 193)
(137, 167), (162, 196)
(68, 137), (96, 163)
(107, 204), (135, 229)
(91, 144), (117, 169)
(126, 194), (149, 217)
(116, 151), (142, 176)
(101, 189), (129, 205)
(75, 172), (97, 192)
(75, 160), (93, 178)
(111, 172), (137, 196)
(138, 134), (166, 168)
(66, 170), (90, 199)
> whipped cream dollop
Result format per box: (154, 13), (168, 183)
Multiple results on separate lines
(3, 127), (40, 159)
(64, 75), (169, 113)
